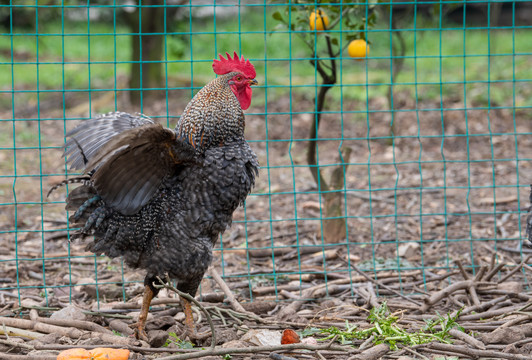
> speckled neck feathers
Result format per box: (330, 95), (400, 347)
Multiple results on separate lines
(175, 73), (245, 152)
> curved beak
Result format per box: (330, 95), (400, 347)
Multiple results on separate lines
(248, 79), (258, 86)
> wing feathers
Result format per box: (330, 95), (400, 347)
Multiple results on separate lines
(65, 117), (197, 216)
(65, 112), (154, 170)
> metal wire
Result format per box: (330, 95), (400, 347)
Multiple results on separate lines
(1, 1), (531, 306)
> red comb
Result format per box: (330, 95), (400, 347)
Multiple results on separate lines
(212, 52), (256, 79)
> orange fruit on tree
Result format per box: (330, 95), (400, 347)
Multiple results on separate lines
(309, 10), (329, 31)
(347, 39), (370, 60)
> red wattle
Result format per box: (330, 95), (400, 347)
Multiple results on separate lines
(231, 85), (252, 110)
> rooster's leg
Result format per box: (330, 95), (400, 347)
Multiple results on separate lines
(134, 284), (155, 341)
(181, 296), (196, 338)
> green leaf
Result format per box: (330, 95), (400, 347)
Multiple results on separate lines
(272, 11), (283, 21)
(300, 327), (322, 337)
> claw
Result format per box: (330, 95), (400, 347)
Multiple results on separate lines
(130, 324), (149, 342)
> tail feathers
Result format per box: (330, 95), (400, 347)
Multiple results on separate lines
(47, 176), (91, 198)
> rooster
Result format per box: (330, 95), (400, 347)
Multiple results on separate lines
(49, 52), (259, 340)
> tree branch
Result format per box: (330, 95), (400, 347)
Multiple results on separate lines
(156, 342), (355, 360)
(307, 34), (338, 192)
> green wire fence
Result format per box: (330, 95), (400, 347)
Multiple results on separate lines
(1, 1), (531, 307)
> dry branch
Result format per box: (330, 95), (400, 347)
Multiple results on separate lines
(0, 338), (35, 351)
(34, 343), (191, 354)
(448, 328), (485, 350)
(0, 325), (44, 339)
(156, 275), (216, 349)
(498, 255), (532, 284)
(156, 342), (355, 360)
(348, 343), (389, 360)
(29, 309), (112, 334)
(484, 262), (506, 281)
(451, 295), (508, 318)
(208, 267), (248, 314)
(0, 316), (139, 346)
(421, 280), (495, 312)
(349, 264), (423, 306)
(0, 354), (56, 360)
(459, 304), (526, 321)
(427, 342), (531, 360)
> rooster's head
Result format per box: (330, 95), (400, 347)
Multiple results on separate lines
(212, 52), (257, 110)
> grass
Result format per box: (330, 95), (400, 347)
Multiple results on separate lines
(1, 7), (530, 110)
(163, 332), (195, 348)
(302, 302), (464, 350)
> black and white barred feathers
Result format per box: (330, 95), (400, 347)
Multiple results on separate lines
(51, 72), (259, 297)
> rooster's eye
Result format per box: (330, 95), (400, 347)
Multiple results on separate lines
(235, 76), (242, 81)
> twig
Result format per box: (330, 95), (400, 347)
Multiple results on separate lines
(0, 316), (139, 346)
(0, 325), (44, 339)
(205, 305), (262, 324)
(398, 344), (430, 360)
(498, 255), (532, 283)
(454, 260), (469, 280)
(497, 314), (532, 329)
(411, 270), (459, 286)
(109, 319), (135, 337)
(155, 342), (354, 360)
(316, 351), (327, 360)
(325, 334), (339, 349)
(365, 282), (380, 308)
(276, 287), (315, 320)
(358, 335), (374, 350)
(427, 342), (531, 360)
(208, 267), (248, 314)
(156, 275), (216, 350)
(421, 280), (495, 312)
(448, 328), (485, 350)
(484, 262), (506, 281)
(468, 265), (487, 306)
(452, 295), (507, 318)
(349, 264), (423, 307)
(0, 338), (35, 350)
(111, 297), (182, 309)
(269, 353), (298, 360)
(0, 354), (56, 360)
(458, 304), (526, 321)
(35, 343), (194, 354)
(348, 343), (389, 360)
(29, 309), (112, 334)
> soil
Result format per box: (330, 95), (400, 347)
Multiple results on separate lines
(1, 88), (531, 359)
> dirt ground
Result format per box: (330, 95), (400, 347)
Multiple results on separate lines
(1, 88), (532, 359)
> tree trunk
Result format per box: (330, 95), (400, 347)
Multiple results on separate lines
(320, 148), (351, 243)
(126, 0), (175, 105)
(308, 41), (350, 244)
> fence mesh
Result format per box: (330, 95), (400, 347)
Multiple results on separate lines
(1, 1), (531, 307)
